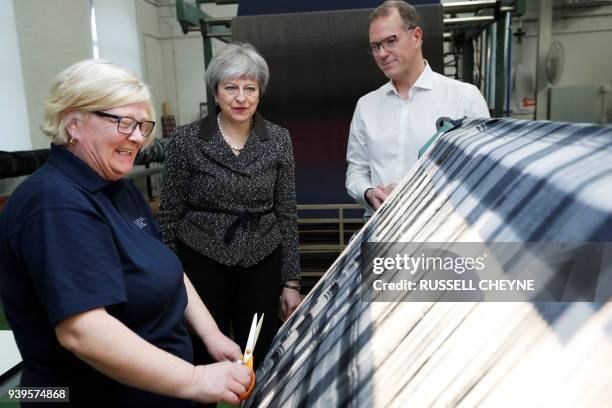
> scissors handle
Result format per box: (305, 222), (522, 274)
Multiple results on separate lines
(239, 357), (255, 401)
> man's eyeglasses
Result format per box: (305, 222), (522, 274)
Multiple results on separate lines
(93, 111), (156, 138)
(366, 29), (415, 55)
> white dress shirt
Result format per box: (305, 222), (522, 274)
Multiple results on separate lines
(345, 62), (490, 214)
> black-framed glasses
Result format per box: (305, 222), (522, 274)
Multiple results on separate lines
(365, 29), (415, 55)
(93, 111), (156, 138)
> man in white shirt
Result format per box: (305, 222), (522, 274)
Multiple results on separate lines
(346, 1), (490, 216)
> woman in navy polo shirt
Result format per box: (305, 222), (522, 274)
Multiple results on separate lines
(0, 59), (250, 406)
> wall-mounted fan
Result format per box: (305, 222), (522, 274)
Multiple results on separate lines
(546, 41), (565, 85)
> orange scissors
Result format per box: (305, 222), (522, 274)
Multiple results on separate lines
(239, 313), (264, 401)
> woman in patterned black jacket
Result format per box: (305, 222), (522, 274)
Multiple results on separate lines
(158, 43), (301, 375)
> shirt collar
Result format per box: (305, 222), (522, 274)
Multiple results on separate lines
(383, 81), (397, 96)
(384, 60), (434, 96)
(47, 143), (111, 193)
(413, 61), (433, 90)
(199, 106), (269, 143)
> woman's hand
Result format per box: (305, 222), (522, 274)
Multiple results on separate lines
(55, 308), (248, 404)
(280, 281), (302, 322)
(188, 361), (252, 404)
(203, 329), (242, 362)
(183, 274), (241, 362)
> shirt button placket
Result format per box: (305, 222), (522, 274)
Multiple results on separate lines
(398, 98), (410, 182)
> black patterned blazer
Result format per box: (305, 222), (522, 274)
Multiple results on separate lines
(158, 110), (300, 282)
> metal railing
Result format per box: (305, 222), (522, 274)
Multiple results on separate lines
(297, 203), (364, 284)
(297, 203), (363, 253)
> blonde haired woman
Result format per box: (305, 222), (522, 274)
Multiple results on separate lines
(0, 59), (250, 407)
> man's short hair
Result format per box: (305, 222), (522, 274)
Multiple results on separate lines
(369, 1), (421, 30)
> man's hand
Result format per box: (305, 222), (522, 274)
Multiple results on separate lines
(365, 182), (397, 210)
(365, 187), (386, 210)
(203, 329), (242, 362)
(378, 182), (397, 196)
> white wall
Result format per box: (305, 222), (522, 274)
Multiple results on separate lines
(0, 0), (31, 151)
(157, 2), (207, 124)
(13, 0), (93, 150)
(136, 0), (164, 124)
(93, 0), (143, 78)
(511, 1), (612, 122)
(92, 0), (167, 126)
(157, 0), (237, 124)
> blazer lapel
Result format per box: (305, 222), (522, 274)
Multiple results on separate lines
(235, 112), (269, 170)
(198, 109), (246, 174)
(198, 109), (270, 174)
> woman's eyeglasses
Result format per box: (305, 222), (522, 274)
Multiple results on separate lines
(93, 111), (156, 138)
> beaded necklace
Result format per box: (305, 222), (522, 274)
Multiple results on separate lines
(217, 113), (249, 153)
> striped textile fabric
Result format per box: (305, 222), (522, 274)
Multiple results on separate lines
(246, 118), (612, 407)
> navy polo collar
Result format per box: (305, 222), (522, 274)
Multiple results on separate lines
(47, 144), (112, 193)
(199, 106), (269, 143)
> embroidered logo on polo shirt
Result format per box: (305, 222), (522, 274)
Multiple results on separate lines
(133, 217), (147, 229)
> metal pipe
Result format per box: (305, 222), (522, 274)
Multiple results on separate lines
(489, 24), (496, 107)
(506, 12), (513, 117)
(462, 36), (474, 84)
(482, 27), (488, 103)
(514, 27), (612, 37)
(204, 17), (232, 25)
(495, 16), (506, 116)
(535, 0), (553, 120)
(443, 0), (497, 14)
(126, 167), (163, 180)
(197, 0), (239, 4)
(600, 85), (610, 124)
(519, 11), (612, 23)
(201, 20), (215, 112)
(207, 32), (232, 38)
(444, 16), (495, 25)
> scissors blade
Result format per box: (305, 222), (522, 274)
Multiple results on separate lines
(242, 313), (258, 364)
(252, 313), (264, 351)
